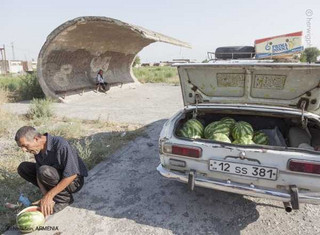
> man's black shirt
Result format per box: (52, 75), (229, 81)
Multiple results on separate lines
(35, 133), (88, 178)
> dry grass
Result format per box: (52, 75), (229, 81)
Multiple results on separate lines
(0, 88), (9, 105)
(0, 89), (23, 137)
(0, 96), (146, 232)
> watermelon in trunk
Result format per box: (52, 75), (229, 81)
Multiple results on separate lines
(232, 137), (255, 145)
(220, 117), (236, 129)
(178, 118), (204, 139)
(231, 121), (254, 140)
(185, 119), (204, 134)
(253, 131), (269, 145)
(179, 126), (202, 139)
(209, 133), (231, 143)
(204, 121), (231, 138)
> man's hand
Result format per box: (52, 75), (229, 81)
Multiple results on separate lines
(40, 194), (55, 217)
(38, 174), (77, 217)
(31, 199), (40, 205)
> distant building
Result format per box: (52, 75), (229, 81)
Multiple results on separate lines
(139, 59), (196, 67)
(0, 60), (37, 74)
(172, 59), (192, 63)
(141, 62), (154, 67)
(153, 62), (166, 67)
(22, 60), (37, 72)
(9, 60), (24, 74)
(31, 61), (37, 70)
(159, 59), (196, 66)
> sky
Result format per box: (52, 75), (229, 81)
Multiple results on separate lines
(1, 0), (319, 63)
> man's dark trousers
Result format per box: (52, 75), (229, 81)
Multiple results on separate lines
(17, 162), (84, 212)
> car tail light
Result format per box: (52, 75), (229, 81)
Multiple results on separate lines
(288, 160), (320, 175)
(163, 144), (202, 158)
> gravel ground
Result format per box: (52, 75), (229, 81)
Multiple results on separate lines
(2, 83), (183, 125)
(3, 84), (320, 235)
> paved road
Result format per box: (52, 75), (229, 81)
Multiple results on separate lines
(4, 84), (320, 234)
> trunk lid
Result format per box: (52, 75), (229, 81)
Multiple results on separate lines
(176, 63), (320, 114)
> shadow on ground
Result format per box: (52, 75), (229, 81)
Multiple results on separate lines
(5, 119), (264, 235)
(44, 119), (263, 235)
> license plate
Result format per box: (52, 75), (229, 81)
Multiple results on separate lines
(209, 160), (278, 180)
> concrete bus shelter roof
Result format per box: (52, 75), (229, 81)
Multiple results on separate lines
(37, 16), (191, 99)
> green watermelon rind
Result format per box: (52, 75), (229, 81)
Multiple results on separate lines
(204, 121), (221, 138)
(179, 125), (202, 139)
(253, 131), (269, 145)
(204, 121), (231, 138)
(209, 133), (231, 143)
(232, 138), (255, 145)
(177, 118), (204, 139)
(206, 125), (231, 138)
(185, 119), (204, 135)
(17, 210), (45, 233)
(231, 121), (254, 140)
(220, 117), (236, 128)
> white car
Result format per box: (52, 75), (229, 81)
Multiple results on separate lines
(157, 62), (320, 212)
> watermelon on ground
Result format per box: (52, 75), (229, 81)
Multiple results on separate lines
(253, 131), (269, 145)
(231, 121), (254, 140)
(16, 206), (45, 233)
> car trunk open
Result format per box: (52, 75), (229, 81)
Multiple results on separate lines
(174, 106), (320, 151)
(158, 63), (320, 210)
(174, 63), (320, 151)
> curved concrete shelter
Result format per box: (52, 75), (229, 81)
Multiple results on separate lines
(37, 16), (191, 99)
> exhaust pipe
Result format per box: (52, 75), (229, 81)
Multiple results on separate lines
(283, 202), (292, 212)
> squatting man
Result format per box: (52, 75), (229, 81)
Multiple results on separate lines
(15, 126), (88, 217)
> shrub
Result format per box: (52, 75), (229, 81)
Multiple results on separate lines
(47, 122), (83, 139)
(0, 76), (21, 92)
(72, 138), (93, 168)
(300, 47), (320, 63)
(133, 66), (178, 84)
(27, 98), (54, 121)
(0, 88), (14, 136)
(133, 56), (141, 67)
(18, 73), (45, 101)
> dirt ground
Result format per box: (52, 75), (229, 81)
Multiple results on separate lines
(2, 83), (183, 125)
(3, 84), (320, 235)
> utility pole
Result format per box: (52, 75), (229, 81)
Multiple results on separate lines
(4, 44), (8, 74)
(0, 44), (8, 74)
(11, 42), (15, 60)
(0, 47), (3, 74)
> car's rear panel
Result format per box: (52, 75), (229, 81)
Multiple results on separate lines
(158, 106), (320, 199)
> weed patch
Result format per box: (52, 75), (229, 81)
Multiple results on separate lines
(133, 66), (179, 84)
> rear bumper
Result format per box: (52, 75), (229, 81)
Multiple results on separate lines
(157, 164), (320, 205)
